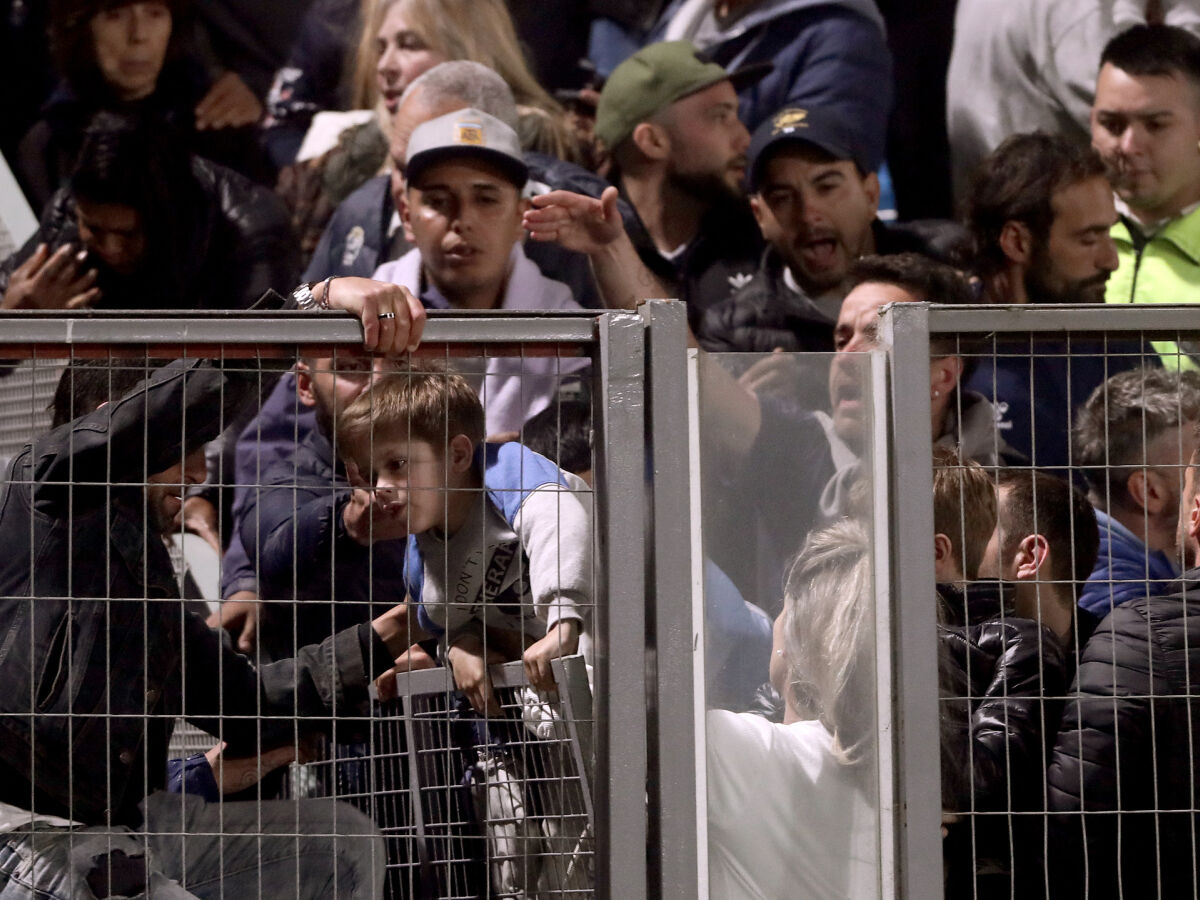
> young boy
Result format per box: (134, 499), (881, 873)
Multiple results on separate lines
(336, 363), (593, 714)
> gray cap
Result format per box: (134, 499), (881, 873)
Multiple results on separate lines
(405, 107), (528, 188)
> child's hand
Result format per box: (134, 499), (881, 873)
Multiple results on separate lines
(523, 620), (580, 693)
(375, 642), (437, 701)
(343, 461), (408, 544)
(448, 633), (507, 716)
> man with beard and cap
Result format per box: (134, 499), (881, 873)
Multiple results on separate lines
(963, 130), (1156, 473)
(594, 39), (768, 327)
(699, 105), (968, 352)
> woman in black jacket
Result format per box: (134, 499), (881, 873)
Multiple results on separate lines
(16, 0), (268, 214)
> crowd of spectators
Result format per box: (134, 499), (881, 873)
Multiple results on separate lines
(1, 0), (1200, 897)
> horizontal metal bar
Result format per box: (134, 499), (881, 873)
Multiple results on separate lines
(0, 310), (601, 345)
(921, 302), (1200, 335)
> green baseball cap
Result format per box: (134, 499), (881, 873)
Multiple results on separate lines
(595, 40), (771, 151)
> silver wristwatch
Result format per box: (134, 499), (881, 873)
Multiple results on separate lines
(291, 282), (318, 310)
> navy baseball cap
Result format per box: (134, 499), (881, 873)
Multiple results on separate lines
(746, 107), (872, 192)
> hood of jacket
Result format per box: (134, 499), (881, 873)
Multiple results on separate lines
(658, 0), (884, 43)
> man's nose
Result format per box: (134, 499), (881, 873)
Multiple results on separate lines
(1098, 236), (1120, 273)
(733, 119), (751, 153)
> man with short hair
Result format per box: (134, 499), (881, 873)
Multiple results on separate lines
(963, 131), (1151, 470)
(1048, 422), (1200, 898)
(980, 470), (1101, 671)
(1072, 367), (1200, 615)
(594, 40), (766, 323)
(304, 60), (611, 309)
(699, 106), (968, 352)
(373, 106), (585, 434)
(1093, 24), (1200, 367)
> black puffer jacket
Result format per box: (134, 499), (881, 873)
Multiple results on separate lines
(698, 217), (971, 353)
(1046, 575), (1200, 899)
(0, 156), (299, 311)
(939, 611), (1065, 896)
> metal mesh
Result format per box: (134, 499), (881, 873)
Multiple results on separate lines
(289, 658), (594, 899)
(898, 308), (1200, 898)
(0, 314), (614, 899)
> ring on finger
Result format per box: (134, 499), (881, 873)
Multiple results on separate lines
(377, 311), (397, 320)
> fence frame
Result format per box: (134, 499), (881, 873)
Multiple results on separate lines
(0, 304), (694, 900)
(881, 300), (1200, 898)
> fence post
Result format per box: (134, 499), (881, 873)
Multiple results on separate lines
(594, 311), (649, 900)
(639, 300), (697, 899)
(879, 301), (944, 899)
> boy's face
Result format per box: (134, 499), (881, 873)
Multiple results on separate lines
(402, 157), (527, 308)
(359, 435), (471, 536)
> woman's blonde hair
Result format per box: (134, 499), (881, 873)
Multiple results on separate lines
(780, 518), (876, 766)
(352, 0), (560, 117)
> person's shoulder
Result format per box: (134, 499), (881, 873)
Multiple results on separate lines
(196, 157), (289, 230)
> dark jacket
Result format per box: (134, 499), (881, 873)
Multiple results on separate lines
(650, 0), (893, 171)
(698, 218), (970, 352)
(237, 406), (408, 657)
(261, 0), (360, 168)
(0, 356), (392, 826)
(17, 75), (269, 213)
(963, 335), (1158, 475)
(1, 156), (299, 311)
(939, 612), (1066, 895)
(1047, 573), (1200, 899)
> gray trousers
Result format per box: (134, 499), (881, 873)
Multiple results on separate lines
(0, 792), (384, 899)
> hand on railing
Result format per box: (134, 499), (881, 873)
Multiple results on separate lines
(316, 277), (425, 354)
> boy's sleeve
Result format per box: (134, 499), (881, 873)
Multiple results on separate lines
(511, 475), (593, 631)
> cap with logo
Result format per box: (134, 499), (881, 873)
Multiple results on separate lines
(746, 107), (871, 192)
(595, 40), (771, 151)
(405, 107), (528, 188)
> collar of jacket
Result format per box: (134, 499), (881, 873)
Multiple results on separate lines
(1114, 204), (1200, 264)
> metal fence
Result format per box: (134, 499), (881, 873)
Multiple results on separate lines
(0, 306), (683, 900)
(8, 301), (1192, 898)
(882, 302), (1200, 899)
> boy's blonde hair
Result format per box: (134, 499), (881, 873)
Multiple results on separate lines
(336, 362), (485, 467)
(931, 446), (997, 581)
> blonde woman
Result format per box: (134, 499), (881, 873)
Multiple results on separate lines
(359, 0), (579, 161)
(706, 519), (879, 899)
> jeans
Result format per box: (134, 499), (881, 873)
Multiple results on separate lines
(0, 792), (385, 899)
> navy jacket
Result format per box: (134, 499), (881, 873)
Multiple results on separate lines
(1079, 508), (1181, 617)
(235, 389), (407, 657)
(963, 336), (1157, 473)
(650, 0), (893, 171)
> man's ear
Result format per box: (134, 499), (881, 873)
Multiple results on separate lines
(399, 187), (415, 243)
(929, 355), (964, 397)
(862, 171), (881, 217)
(933, 532), (960, 582)
(631, 121), (669, 162)
(1014, 533), (1050, 580)
(448, 434), (475, 474)
(1129, 468), (1171, 516)
(749, 193), (768, 231)
(294, 360), (319, 408)
(998, 220), (1034, 266)
(1188, 491), (1200, 544)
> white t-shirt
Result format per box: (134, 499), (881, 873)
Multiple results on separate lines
(706, 711), (879, 900)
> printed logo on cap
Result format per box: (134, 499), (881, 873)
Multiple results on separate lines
(455, 123), (485, 145)
(772, 108), (808, 135)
